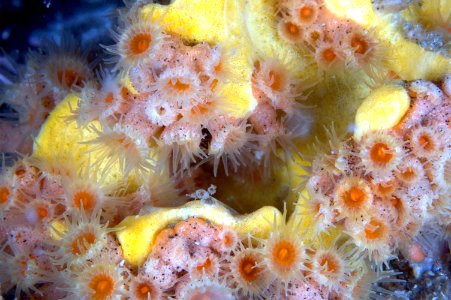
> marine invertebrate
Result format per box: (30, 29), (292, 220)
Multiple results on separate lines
(260, 208), (307, 294)
(0, 242), (53, 300)
(62, 259), (129, 300)
(333, 176), (373, 224)
(49, 210), (114, 268)
(358, 130), (405, 178)
(227, 236), (270, 299)
(308, 237), (360, 294)
(85, 123), (155, 177)
(128, 273), (162, 300)
(104, 9), (165, 73)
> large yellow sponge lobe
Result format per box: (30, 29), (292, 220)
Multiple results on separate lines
(116, 201), (282, 266)
(354, 84), (410, 140)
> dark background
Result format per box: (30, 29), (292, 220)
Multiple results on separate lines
(0, 0), (125, 61)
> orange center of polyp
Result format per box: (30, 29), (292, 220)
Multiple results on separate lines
(318, 254), (339, 274)
(322, 49), (336, 62)
(36, 206), (49, 220)
(169, 79), (190, 92)
(191, 102), (211, 115)
(214, 61), (222, 73)
(364, 219), (386, 240)
(370, 143), (393, 164)
(350, 36), (369, 54)
(268, 70), (282, 91)
(418, 134), (433, 151)
(104, 92), (114, 104)
(239, 256), (260, 282)
(391, 196), (404, 221)
(57, 69), (83, 88)
(285, 22), (300, 35)
(343, 186), (366, 208)
(73, 191), (95, 211)
(223, 232), (235, 248)
(401, 167), (416, 181)
(136, 283), (153, 299)
(89, 274), (114, 300)
(376, 180), (396, 196)
(0, 186), (10, 204)
(71, 232), (96, 255)
(130, 33), (152, 55)
(273, 240), (296, 268)
(196, 258), (213, 272)
(299, 6), (314, 21)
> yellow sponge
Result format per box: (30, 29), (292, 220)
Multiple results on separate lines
(116, 201), (282, 266)
(354, 84), (410, 140)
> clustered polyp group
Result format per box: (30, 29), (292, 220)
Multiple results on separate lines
(277, 0), (384, 79)
(305, 78), (450, 269)
(0, 0), (450, 299)
(70, 7), (311, 179)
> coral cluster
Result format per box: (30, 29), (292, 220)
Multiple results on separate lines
(0, 38), (92, 154)
(277, 0), (386, 79)
(303, 78), (450, 268)
(0, 0), (450, 299)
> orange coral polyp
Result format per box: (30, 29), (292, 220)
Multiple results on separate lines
(350, 35), (369, 55)
(222, 232), (236, 249)
(104, 92), (114, 104)
(299, 7), (314, 20)
(400, 167), (415, 181)
(343, 186), (367, 208)
(129, 33), (152, 55)
(71, 232), (96, 255)
(418, 134), (434, 151)
(239, 257), (260, 282)
(373, 179), (397, 197)
(268, 70), (283, 91)
(191, 102), (211, 116)
(296, 3), (318, 24)
(322, 48), (337, 62)
(364, 219), (386, 240)
(35, 206), (49, 220)
(370, 143), (393, 164)
(57, 69), (84, 88)
(318, 254), (340, 274)
(286, 22), (300, 35)
(272, 240), (297, 268)
(278, 19), (303, 43)
(168, 79), (191, 92)
(196, 258), (213, 272)
(73, 191), (96, 211)
(0, 186), (10, 204)
(135, 283), (154, 299)
(88, 273), (115, 300)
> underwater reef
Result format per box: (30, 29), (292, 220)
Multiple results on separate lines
(0, 0), (450, 299)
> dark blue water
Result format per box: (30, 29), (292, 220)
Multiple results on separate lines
(0, 0), (124, 60)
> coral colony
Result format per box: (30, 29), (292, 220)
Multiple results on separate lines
(0, 0), (450, 299)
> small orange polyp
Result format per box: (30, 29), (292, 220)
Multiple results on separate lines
(350, 35), (369, 55)
(89, 274), (115, 300)
(71, 232), (96, 255)
(73, 191), (96, 211)
(370, 143), (393, 165)
(344, 187), (367, 208)
(130, 33), (152, 55)
(322, 48), (336, 62)
(0, 186), (10, 204)
(272, 240), (297, 268)
(364, 219), (386, 240)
